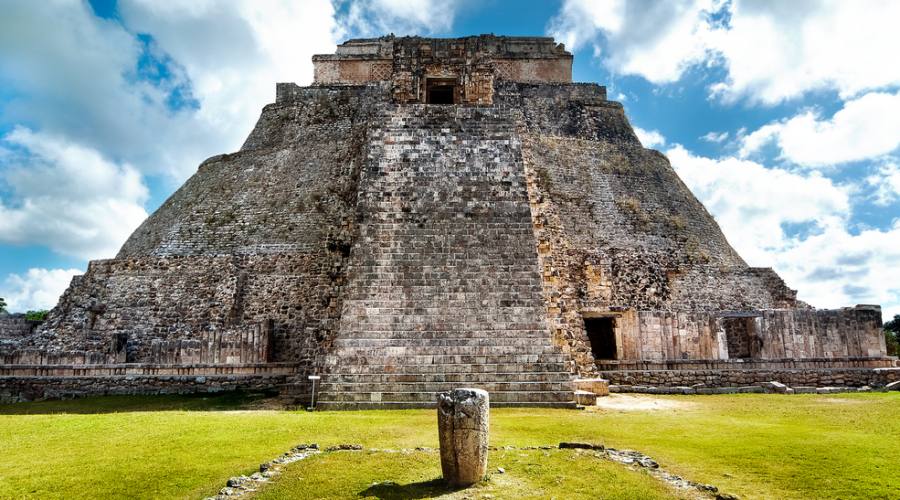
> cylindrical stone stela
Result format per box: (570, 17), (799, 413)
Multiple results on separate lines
(437, 388), (489, 487)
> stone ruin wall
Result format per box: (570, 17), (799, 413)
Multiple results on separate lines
(313, 35), (572, 106)
(0, 315), (40, 340)
(1, 36), (892, 403)
(4, 77), (888, 375)
(8, 85), (387, 371)
(493, 81), (886, 374)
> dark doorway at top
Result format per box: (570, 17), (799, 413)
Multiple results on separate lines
(584, 317), (617, 360)
(426, 78), (456, 104)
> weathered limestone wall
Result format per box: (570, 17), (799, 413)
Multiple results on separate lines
(489, 81), (872, 373)
(16, 85), (386, 367)
(317, 103), (574, 407)
(600, 367), (900, 389)
(2, 35), (889, 406)
(0, 315), (39, 338)
(313, 58), (393, 85)
(606, 306), (885, 362)
(0, 363), (295, 403)
(313, 36), (572, 105)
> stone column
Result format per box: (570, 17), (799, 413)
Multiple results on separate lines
(437, 388), (489, 487)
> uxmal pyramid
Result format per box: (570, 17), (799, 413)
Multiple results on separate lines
(1, 35), (893, 407)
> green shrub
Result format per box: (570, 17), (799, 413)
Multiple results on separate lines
(886, 315), (900, 356)
(24, 310), (49, 321)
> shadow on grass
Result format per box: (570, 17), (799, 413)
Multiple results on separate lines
(0, 391), (282, 415)
(359, 478), (466, 499)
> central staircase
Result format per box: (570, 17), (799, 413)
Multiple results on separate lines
(315, 105), (575, 409)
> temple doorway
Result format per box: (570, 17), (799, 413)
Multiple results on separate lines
(585, 317), (617, 360)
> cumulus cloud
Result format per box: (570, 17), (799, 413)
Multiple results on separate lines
(117, 0), (342, 179)
(0, 127), (148, 259)
(865, 160), (900, 206)
(701, 131), (729, 143)
(667, 143), (900, 317)
(633, 126), (666, 148)
(336, 0), (460, 37)
(0, 268), (81, 313)
(548, 0), (716, 84)
(667, 144), (850, 263)
(549, 0), (900, 104)
(739, 91), (900, 167)
(0, 1), (212, 180)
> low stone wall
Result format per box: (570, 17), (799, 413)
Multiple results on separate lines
(598, 367), (900, 389)
(0, 315), (41, 339)
(1, 350), (116, 365)
(596, 356), (897, 371)
(0, 363), (297, 404)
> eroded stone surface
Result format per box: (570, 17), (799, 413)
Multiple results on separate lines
(437, 388), (489, 486)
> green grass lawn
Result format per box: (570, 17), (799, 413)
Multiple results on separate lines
(1, 392), (898, 499)
(254, 449), (690, 500)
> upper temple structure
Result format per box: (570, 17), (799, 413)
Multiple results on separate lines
(1, 35), (895, 407)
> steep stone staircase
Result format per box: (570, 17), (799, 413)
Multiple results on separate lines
(315, 104), (575, 409)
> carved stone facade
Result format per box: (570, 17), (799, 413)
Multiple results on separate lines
(313, 35), (572, 105)
(0, 35), (894, 405)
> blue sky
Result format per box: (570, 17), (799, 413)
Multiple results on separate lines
(0, 0), (898, 319)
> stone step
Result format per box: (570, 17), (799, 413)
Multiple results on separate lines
(574, 390), (598, 406)
(314, 401), (578, 410)
(329, 330), (553, 339)
(330, 345), (560, 357)
(320, 381), (573, 394)
(322, 371), (574, 384)
(573, 378), (610, 397)
(318, 389), (573, 404)
(333, 338), (555, 348)
(322, 362), (571, 374)
(322, 353), (568, 366)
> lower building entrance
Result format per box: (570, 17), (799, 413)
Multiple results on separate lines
(584, 317), (617, 360)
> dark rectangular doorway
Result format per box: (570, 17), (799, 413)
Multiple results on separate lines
(426, 78), (456, 104)
(584, 317), (617, 360)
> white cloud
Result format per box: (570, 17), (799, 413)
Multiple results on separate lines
(865, 160), (900, 206)
(633, 126), (666, 148)
(337, 0), (461, 37)
(739, 91), (900, 167)
(0, 128), (149, 260)
(701, 131), (729, 143)
(0, 1), (341, 261)
(667, 144), (900, 318)
(117, 0), (342, 179)
(710, 0), (900, 103)
(667, 144), (849, 263)
(0, 268), (81, 313)
(549, 0), (900, 104)
(774, 220), (900, 318)
(0, 1), (212, 180)
(548, 0), (716, 84)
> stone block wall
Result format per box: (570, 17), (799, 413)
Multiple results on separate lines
(312, 36), (572, 104)
(324, 103), (564, 377)
(2, 45), (890, 407)
(594, 306), (885, 364)
(18, 85), (387, 367)
(0, 315), (40, 340)
(599, 367), (900, 389)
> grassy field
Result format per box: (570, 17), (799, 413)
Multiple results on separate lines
(254, 448), (690, 500)
(1, 392), (898, 499)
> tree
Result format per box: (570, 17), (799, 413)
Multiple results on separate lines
(885, 315), (900, 357)
(24, 310), (49, 322)
(0, 297), (6, 314)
